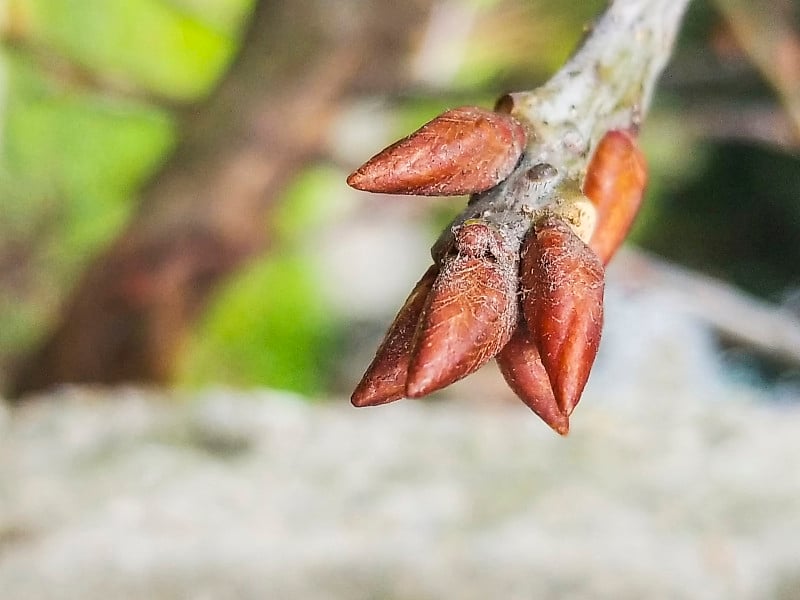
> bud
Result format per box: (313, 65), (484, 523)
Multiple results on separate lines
(405, 221), (518, 397)
(351, 265), (438, 407)
(583, 130), (648, 264)
(347, 106), (527, 196)
(521, 216), (605, 416)
(496, 327), (570, 435)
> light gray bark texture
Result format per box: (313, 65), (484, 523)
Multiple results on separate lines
(438, 0), (692, 255)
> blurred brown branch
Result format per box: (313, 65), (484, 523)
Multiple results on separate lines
(613, 249), (800, 370)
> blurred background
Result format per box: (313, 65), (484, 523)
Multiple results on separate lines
(1, 0), (800, 598)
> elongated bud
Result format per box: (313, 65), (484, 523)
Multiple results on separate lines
(583, 130), (648, 264)
(351, 265), (438, 407)
(346, 106), (527, 196)
(521, 216), (605, 416)
(406, 221), (517, 397)
(496, 327), (569, 435)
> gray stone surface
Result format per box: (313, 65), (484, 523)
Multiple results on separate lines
(2, 381), (800, 599)
(1, 280), (800, 599)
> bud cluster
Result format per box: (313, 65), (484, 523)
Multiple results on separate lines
(348, 105), (647, 434)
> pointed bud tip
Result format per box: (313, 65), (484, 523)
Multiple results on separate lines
(345, 106), (527, 196)
(553, 418), (570, 436)
(350, 265), (439, 408)
(346, 170), (367, 191)
(350, 384), (402, 408)
(496, 329), (570, 436)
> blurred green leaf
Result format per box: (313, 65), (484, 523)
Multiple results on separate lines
(272, 165), (347, 245)
(0, 50), (177, 369)
(178, 164), (346, 395)
(162, 0), (256, 35)
(15, 0), (250, 99)
(456, 0), (605, 89)
(2, 51), (176, 267)
(179, 253), (334, 395)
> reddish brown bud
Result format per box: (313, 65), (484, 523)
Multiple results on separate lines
(406, 221), (517, 397)
(583, 130), (648, 264)
(521, 216), (605, 416)
(346, 106), (527, 196)
(351, 265), (438, 407)
(496, 327), (569, 435)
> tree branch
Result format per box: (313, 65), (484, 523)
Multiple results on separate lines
(347, 0), (693, 431)
(613, 249), (800, 370)
(437, 0), (691, 254)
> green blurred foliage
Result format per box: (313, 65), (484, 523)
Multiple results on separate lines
(456, 0), (605, 89)
(0, 0), (253, 385)
(10, 0), (253, 99)
(3, 52), (175, 254)
(179, 253), (334, 395)
(179, 166), (344, 395)
(0, 51), (175, 359)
